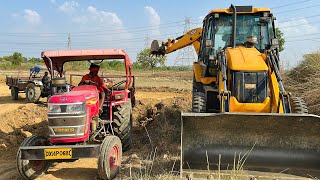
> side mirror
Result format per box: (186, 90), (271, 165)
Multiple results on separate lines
(259, 17), (270, 23)
(271, 38), (279, 49)
(206, 39), (213, 49)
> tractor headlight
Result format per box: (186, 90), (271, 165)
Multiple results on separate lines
(66, 104), (85, 113)
(48, 104), (61, 113)
(114, 94), (125, 100)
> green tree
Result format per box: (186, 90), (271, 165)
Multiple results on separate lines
(11, 52), (24, 66)
(136, 48), (166, 71)
(275, 28), (285, 52)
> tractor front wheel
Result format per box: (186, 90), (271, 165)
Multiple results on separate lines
(98, 136), (122, 180)
(26, 83), (41, 103)
(17, 135), (52, 179)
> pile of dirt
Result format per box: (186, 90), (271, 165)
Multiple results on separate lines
(128, 96), (191, 177)
(0, 104), (48, 153)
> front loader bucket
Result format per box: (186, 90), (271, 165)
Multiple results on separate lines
(181, 112), (320, 177)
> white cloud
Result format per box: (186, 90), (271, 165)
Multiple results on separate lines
(23, 9), (41, 25)
(278, 18), (319, 68)
(86, 6), (122, 26)
(144, 6), (160, 35)
(277, 18), (318, 38)
(199, 16), (205, 21)
(49, 0), (56, 4)
(58, 1), (79, 13)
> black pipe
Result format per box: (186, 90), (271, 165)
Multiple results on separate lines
(230, 4), (237, 48)
(183, 145), (320, 171)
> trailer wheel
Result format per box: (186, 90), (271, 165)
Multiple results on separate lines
(192, 92), (206, 113)
(98, 136), (122, 180)
(290, 96), (308, 114)
(113, 100), (132, 151)
(17, 135), (52, 180)
(26, 83), (41, 103)
(11, 87), (19, 100)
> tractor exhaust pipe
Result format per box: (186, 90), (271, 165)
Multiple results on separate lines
(230, 4), (237, 48)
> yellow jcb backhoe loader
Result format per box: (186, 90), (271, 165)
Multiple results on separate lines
(151, 4), (320, 178)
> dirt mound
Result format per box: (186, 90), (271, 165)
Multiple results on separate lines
(0, 104), (48, 153)
(127, 96), (191, 177)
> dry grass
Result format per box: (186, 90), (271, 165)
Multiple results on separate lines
(285, 52), (320, 115)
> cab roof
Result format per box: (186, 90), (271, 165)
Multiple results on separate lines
(41, 49), (129, 61)
(41, 49), (132, 75)
(208, 6), (270, 15)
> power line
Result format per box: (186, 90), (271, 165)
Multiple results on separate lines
(271, 0), (311, 9)
(276, 14), (320, 23)
(276, 4), (320, 14)
(0, 21), (185, 36)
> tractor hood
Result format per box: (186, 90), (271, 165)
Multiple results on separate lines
(49, 86), (99, 104)
(226, 46), (268, 71)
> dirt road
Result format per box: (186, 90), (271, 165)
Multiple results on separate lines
(0, 82), (190, 180)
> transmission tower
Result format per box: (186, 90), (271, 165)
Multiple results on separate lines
(174, 17), (196, 66)
(67, 33), (72, 50)
(144, 33), (150, 48)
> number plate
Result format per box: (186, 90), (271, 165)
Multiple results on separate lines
(53, 128), (75, 133)
(44, 148), (72, 159)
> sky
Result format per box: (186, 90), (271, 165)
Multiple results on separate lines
(0, 0), (319, 68)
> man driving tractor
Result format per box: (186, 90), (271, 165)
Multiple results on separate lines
(79, 64), (109, 113)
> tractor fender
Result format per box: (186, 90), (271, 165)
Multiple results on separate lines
(31, 80), (43, 87)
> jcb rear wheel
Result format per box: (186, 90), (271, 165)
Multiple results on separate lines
(192, 92), (206, 113)
(98, 136), (122, 180)
(112, 100), (132, 151)
(290, 96), (308, 114)
(17, 135), (52, 180)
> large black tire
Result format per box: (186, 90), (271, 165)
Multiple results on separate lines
(11, 86), (19, 100)
(98, 136), (122, 180)
(192, 92), (206, 113)
(112, 100), (132, 152)
(17, 135), (52, 179)
(290, 96), (308, 114)
(26, 83), (41, 103)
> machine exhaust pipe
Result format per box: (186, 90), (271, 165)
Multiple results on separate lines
(230, 4), (237, 48)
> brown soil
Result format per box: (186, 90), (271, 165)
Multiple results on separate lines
(0, 81), (191, 179)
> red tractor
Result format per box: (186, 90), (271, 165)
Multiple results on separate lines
(16, 49), (135, 180)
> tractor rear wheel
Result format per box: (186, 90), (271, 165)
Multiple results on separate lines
(98, 136), (122, 180)
(290, 96), (308, 114)
(192, 92), (206, 113)
(112, 100), (132, 151)
(11, 87), (18, 100)
(26, 83), (41, 103)
(17, 135), (52, 179)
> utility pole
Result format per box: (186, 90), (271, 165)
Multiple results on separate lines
(174, 17), (196, 66)
(67, 33), (72, 50)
